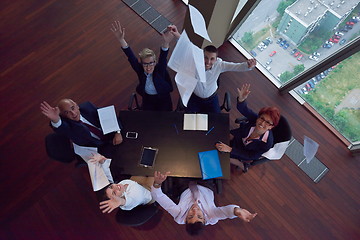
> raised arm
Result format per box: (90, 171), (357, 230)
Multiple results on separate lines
(110, 20), (128, 48)
(162, 24), (180, 48)
(40, 101), (60, 123)
(237, 83), (251, 102)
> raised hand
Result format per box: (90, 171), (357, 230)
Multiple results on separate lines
(154, 171), (170, 185)
(89, 153), (106, 164)
(110, 20), (127, 47)
(40, 101), (60, 123)
(247, 58), (256, 68)
(237, 83), (251, 102)
(113, 132), (123, 145)
(99, 196), (123, 213)
(234, 207), (257, 222)
(215, 142), (232, 153)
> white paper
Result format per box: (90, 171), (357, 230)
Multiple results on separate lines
(262, 141), (290, 160)
(73, 144), (112, 191)
(189, 5), (212, 42)
(183, 114), (208, 131)
(97, 105), (120, 135)
(303, 136), (319, 163)
(175, 73), (198, 106)
(168, 30), (206, 106)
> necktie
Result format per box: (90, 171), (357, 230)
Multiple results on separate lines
(189, 181), (200, 202)
(80, 120), (104, 140)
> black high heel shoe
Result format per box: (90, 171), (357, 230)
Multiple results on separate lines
(243, 162), (250, 173)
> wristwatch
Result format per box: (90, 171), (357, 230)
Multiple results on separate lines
(153, 183), (161, 187)
(116, 130), (121, 134)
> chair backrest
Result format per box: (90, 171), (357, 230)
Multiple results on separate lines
(128, 93), (141, 111)
(45, 133), (75, 163)
(116, 202), (159, 227)
(271, 115), (292, 145)
(261, 115), (292, 160)
(220, 91), (231, 112)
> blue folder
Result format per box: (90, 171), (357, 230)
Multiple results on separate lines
(198, 150), (223, 180)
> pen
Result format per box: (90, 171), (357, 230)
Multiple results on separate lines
(205, 126), (214, 135)
(173, 124), (179, 135)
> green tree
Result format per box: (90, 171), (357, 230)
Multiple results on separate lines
(277, 0), (296, 16)
(241, 32), (253, 45)
(293, 64), (305, 75)
(279, 71), (294, 83)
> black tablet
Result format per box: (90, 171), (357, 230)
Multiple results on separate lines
(139, 146), (158, 168)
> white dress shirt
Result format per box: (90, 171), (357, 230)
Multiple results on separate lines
(193, 58), (252, 98)
(151, 185), (239, 225)
(120, 179), (152, 211)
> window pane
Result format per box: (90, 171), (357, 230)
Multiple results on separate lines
(233, 0), (360, 84)
(294, 51), (360, 143)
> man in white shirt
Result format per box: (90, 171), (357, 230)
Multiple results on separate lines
(151, 171), (257, 236)
(187, 45), (256, 113)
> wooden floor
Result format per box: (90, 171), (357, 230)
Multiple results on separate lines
(1, 0), (359, 239)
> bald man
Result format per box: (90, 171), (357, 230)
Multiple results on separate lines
(41, 99), (122, 158)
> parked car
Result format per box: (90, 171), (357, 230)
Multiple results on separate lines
(262, 39), (271, 46)
(291, 49), (297, 55)
(313, 52), (320, 57)
(339, 39), (346, 45)
(315, 74), (322, 82)
(277, 38), (283, 44)
(294, 51), (301, 57)
(345, 24), (353, 30)
(325, 40), (334, 45)
(335, 31), (344, 36)
(266, 66), (271, 71)
(305, 83), (312, 91)
(266, 58), (272, 65)
(320, 72), (326, 78)
(346, 21), (355, 25)
(308, 80), (315, 89)
(340, 28), (348, 32)
(269, 51), (276, 57)
(283, 43), (290, 49)
(280, 40), (287, 47)
(302, 86), (308, 94)
(297, 54), (303, 61)
(330, 38), (339, 43)
(309, 55), (318, 61)
(333, 35), (341, 39)
(250, 50), (257, 57)
(323, 43), (332, 48)
(266, 37), (273, 44)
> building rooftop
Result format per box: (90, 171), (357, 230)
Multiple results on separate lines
(286, 0), (359, 27)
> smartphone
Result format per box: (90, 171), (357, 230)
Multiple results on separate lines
(126, 131), (138, 139)
(139, 147), (158, 168)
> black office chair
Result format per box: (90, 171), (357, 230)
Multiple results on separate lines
(220, 91), (231, 112)
(115, 202), (159, 227)
(175, 97), (186, 112)
(45, 132), (85, 167)
(235, 115), (292, 172)
(128, 93), (141, 111)
(45, 133), (76, 163)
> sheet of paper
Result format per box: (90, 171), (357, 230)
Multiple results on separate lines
(303, 136), (319, 163)
(262, 141), (290, 160)
(175, 73), (198, 107)
(168, 30), (206, 105)
(73, 144), (111, 191)
(188, 5), (212, 42)
(183, 114), (197, 130)
(97, 105), (120, 135)
(196, 114), (208, 131)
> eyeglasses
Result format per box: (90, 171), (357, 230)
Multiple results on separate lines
(259, 116), (273, 126)
(142, 61), (156, 67)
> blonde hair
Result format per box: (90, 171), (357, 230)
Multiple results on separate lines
(138, 48), (156, 60)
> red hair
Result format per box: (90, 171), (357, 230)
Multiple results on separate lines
(258, 107), (280, 127)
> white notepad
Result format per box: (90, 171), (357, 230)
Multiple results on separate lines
(183, 114), (208, 131)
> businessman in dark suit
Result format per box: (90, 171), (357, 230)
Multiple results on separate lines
(40, 99), (123, 158)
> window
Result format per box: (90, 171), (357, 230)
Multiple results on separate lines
(231, 0), (360, 149)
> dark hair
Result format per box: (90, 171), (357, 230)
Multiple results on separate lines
(258, 107), (280, 127)
(203, 45), (218, 55)
(185, 221), (205, 236)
